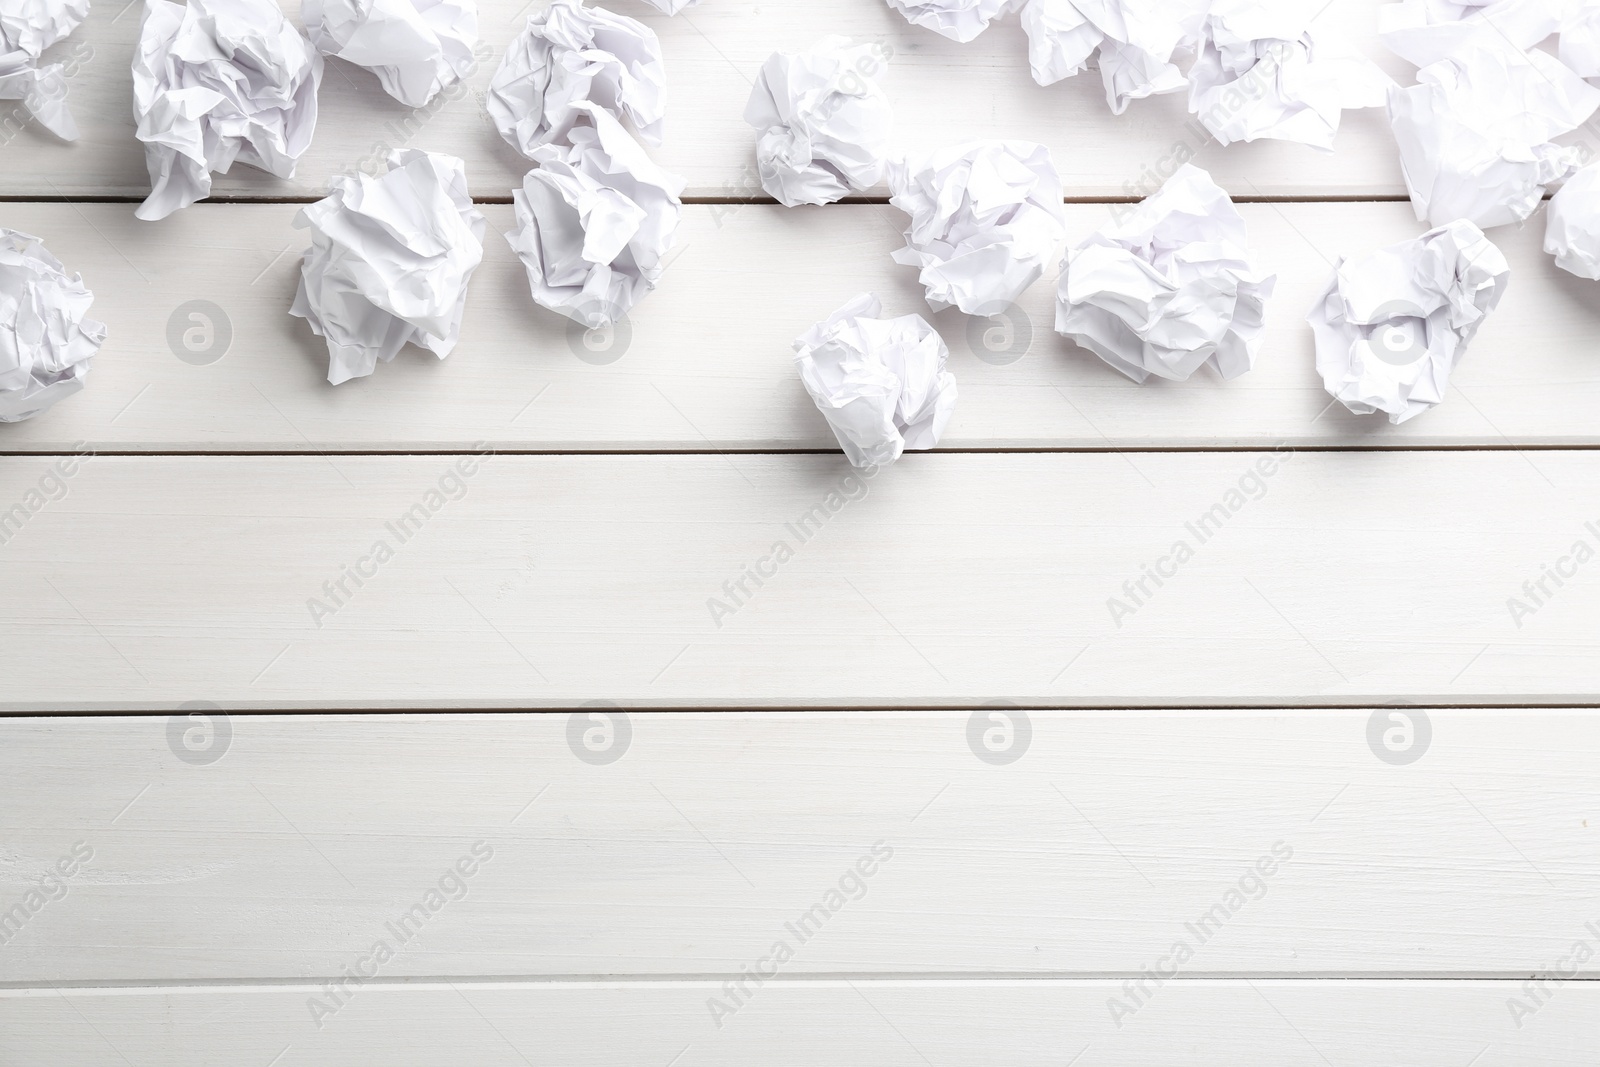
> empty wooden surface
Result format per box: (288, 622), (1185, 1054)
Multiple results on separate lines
(5, 982), (1598, 1066)
(1, 711), (1594, 981)
(2, 453), (1597, 709)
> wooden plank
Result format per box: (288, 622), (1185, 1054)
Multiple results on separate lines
(0, 712), (1595, 982)
(0, 0), (1411, 200)
(3, 452), (1598, 708)
(1, 201), (1596, 452)
(2, 980), (1595, 1066)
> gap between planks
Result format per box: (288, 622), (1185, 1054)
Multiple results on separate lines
(6, 445), (1600, 457)
(0, 196), (1420, 204)
(2, 703), (1600, 717)
(3, 200), (1589, 452)
(3, 975), (1597, 993)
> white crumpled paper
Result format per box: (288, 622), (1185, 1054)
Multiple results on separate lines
(888, 140), (1065, 316)
(290, 150), (485, 385)
(303, 0), (477, 107)
(1309, 218), (1509, 424)
(1379, 0), (1600, 80)
(744, 37), (894, 207)
(1189, 0), (1392, 149)
(1388, 33), (1600, 229)
(489, 0), (664, 159)
(133, 0), (323, 222)
(884, 0), (1022, 43)
(1021, 0), (1205, 113)
(0, 0), (89, 139)
(794, 292), (957, 468)
(1546, 163), (1600, 278)
(1562, 1), (1600, 79)
(1055, 163), (1275, 383)
(0, 229), (104, 422)
(506, 103), (684, 329)
(1378, 0), (1570, 65)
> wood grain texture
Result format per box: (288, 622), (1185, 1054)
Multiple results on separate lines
(1, 201), (1596, 453)
(2, 0), (1593, 1057)
(0, 453), (1596, 708)
(0, 711), (1595, 982)
(3, 980), (1596, 1066)
(0, 0), (1410, 201)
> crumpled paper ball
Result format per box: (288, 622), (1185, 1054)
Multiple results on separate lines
(290, 150), (486, 386)
(1188, 0), (1391, 149)
(1020, 0), (1205, 113)
(0, 228), (105, 423)
(303, 0), (477, 108)
(883, 0), (1023, 43)
(1055, 163), (1275, 383)
(887, 140), (1066, 317)
(794, 292), (957, 468)
(1387, 33), (1600, 230)
(133, 0), (324, 222)
(744, 36), (894, 208)
(0, 0), (90, 139)
(488, 0), (664, 159)
(1308, 218), (1510, 424)
(0, 0), (87, 55)
(506, 103), (685, 329)
(1545, 163), (1600, 280)
(1562, 0), (1600, 80)
(1379, 0), (1569, 66)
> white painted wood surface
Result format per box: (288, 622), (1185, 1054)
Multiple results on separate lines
(4, 981), (1596, 1065)
(1, 712), (1594, 981)
(4, 0), (1597, 1058)
(1, 201), (1596, 452)
(1, 453), (1596, 708)
(0, 0), (1411, 200)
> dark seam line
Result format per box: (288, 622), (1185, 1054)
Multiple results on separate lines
(0, 194), (1424, 206)
(6, 445), (1600, 458)
(5, 974), (1591, 990)
(4, 703), (1600, 718)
